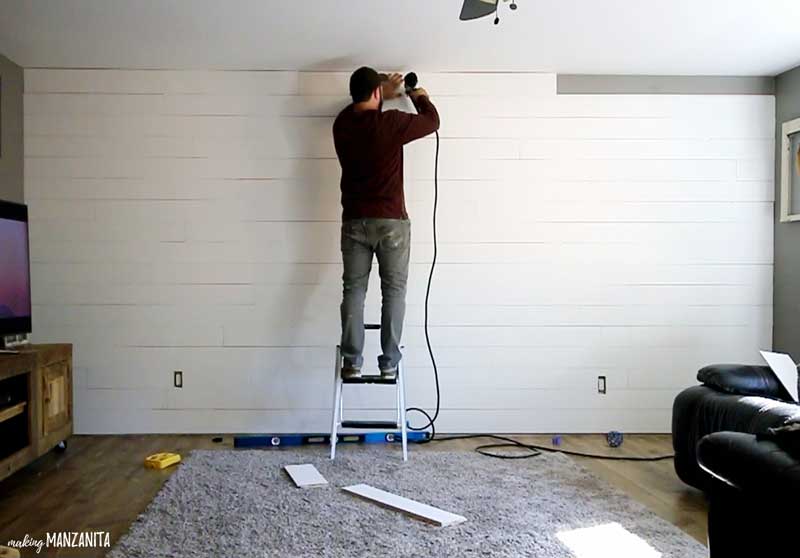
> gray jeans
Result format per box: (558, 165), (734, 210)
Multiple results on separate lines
(340, 218), (411, 372)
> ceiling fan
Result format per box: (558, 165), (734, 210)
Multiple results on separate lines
(460, 0), (518, 24)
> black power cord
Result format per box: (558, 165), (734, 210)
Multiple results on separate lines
(405, 129), (441, 439)
(401, 92), (674, 464)
(428, 434), (675, 462)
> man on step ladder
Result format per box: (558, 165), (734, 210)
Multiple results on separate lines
(332, 67), (440, 380)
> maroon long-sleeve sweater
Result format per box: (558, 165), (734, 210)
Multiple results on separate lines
(332, 95), (440, 221)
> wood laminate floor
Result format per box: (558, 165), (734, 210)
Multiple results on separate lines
(0, 434), (707, 556)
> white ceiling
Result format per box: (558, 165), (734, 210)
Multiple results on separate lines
(1, 0), (799, 76)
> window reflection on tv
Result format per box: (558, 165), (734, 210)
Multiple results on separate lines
(0, 217), (31, 319)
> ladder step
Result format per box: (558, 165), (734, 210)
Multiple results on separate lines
(341, 420), (399, 429)
(364, 323), (381, 330)
(342, 376), (397, 385)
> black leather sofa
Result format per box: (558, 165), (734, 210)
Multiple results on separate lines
(672, 363), (800, 490)
(672, 364), (800, 556)
(697, 431), (800, 556)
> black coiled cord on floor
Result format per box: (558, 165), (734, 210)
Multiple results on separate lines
(427, 434), (675, 461)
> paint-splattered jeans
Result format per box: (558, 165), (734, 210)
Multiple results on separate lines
(340, 218), (411, 372)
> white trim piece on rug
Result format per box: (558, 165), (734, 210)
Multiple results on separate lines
(342, 484), (467, 527)
(284, 464), (328, 488)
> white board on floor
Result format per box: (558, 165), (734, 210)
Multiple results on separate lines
(342, 484), (466, 527)
(284, 464), (328, 488)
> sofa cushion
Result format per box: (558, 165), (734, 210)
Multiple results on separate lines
(698, 364), (793, 401)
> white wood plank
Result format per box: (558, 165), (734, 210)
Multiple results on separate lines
(24, 156), (340, 181)
(738, 158), (774, 181)
(74, 387), (168, 410)
(27, 235), (771, 268)
(26, 260), (770, 290)
(71, 406), (678, 435)
(421, 239), (772, 265)
(342, 484), (466, 527)
(34, 322), (224, 350)
(31, 282), (253, 306)
(440, 114), (773, 140)
(26, 199), (97, 221)
(409, 179), (775, 203)
(26, 69), (172, 94)
(435, 94), (773, 119)
(28, 218), (184, 242)
(24, 93), (164, 115)
(25, 177), (213, 200)
(520, 138), (774, 160)
(413, 157), (739, 182)
(403, 303), (771, 328)
(284, 464), (328, 488)
(160, 94), (339, 116)
(28, 87), (770, 120)
(25, 69), (298, 94)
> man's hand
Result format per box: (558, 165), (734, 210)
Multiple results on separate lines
(408, 87), (429, 101)
(381, 73), (403, 100)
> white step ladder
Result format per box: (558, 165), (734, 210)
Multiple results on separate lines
(330, 324), (408, 461)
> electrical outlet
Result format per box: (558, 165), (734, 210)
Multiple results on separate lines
(597, 375), (607, 394)
(174, 370), (183, 388)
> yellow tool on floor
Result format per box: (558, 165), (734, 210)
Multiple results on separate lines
(144, 452), (181, 470)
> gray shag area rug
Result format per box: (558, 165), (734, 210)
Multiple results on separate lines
(109, 448), (706, 558)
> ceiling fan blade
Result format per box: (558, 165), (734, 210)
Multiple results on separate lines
(459, 0), (499, 21)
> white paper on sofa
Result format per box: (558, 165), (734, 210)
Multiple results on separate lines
(760, 350), (799, 403)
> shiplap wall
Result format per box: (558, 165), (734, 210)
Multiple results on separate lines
(23, 70), (774, 434)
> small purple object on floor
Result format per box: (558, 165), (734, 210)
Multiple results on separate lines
(552, 435), (562, 446)
(607, 431), (624, 448)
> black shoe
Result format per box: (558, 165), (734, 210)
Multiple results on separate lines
(341, 367), (362, 380)
(380, 367), (398, 381)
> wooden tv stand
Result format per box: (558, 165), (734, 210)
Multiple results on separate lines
(0, 344), (72, 482)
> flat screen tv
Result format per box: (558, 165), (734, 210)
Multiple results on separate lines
(0, 200), (32, 338)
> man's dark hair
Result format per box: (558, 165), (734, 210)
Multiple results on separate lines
(349, 66), (383, 103)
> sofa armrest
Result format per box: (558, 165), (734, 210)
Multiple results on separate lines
(698, 364), (793, 401)
(697, 432), (800, 497)
(672, 385), (800, 491)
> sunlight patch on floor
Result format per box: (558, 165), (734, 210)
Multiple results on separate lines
(557, 522), (662, 558)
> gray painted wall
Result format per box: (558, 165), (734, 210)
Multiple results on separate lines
(0, 53), (23, 203)
(558, 74), (774, 95)
(774, 65), (800, 355)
